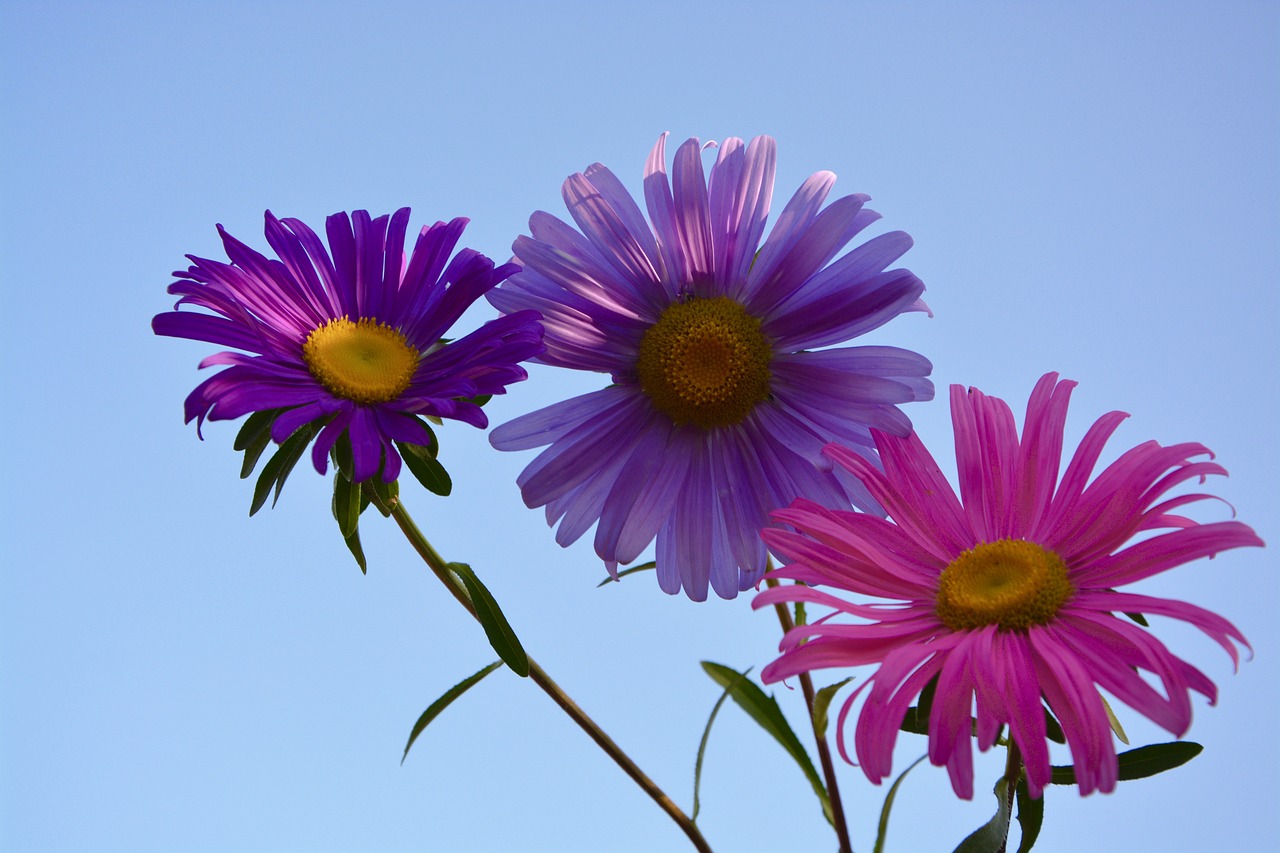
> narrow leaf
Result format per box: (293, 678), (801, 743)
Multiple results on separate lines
(449, 562), (529, 677)
(1043, 706), (1067, 745)
(596, 561), (656, 587)
(1123, 611), (1150, 627)
(874, 754), (927, 853)
(397, 441), (452, 496)
(342, 527), (368, 574)
(365, 475), (399, 517)
(812, 678), (853, 740)
(1014, 779), (1044, 853)
(249, 425), (313, 515)
(1050, 741), (1202, 785)
(234, 408), (280, 452)
(402, 661), (503, 764)
(952, 779), (1012, 853)
(701, 661), (831, 825)
(901, 673), (941, 736)
(332, 432), (354, 480)
(1100, 694), (1129, 744)
(332, 473), (361, 538)
(236, 409), (280, 480)
(692, 666), (750, 822)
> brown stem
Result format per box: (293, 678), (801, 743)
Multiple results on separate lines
(385, 496), (713, 853)
(765, 575), (853, 853)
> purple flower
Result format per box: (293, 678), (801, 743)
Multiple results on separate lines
(489, 134), (932, 600)
(154, 208), (543, 484)
(756, 373), (1263, 798)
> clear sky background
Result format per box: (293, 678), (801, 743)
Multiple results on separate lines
(2, 2), (1276, 852)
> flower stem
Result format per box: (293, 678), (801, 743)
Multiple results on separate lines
(996, 739), (1022, 853)
(384, 495), (713, 853)
(765, 575), (853, 853)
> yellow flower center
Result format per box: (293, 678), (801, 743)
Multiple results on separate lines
(301, 317), (419, 404)
(636, 296), (772, 428)
(935, 539), (1073, 632)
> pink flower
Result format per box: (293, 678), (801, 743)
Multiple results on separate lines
(755, 373), (1262, 798)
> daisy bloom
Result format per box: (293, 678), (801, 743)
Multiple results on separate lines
(154, 208), (543, 484)
(488, 133), (932, 600)
(755, 373), (1262, 798)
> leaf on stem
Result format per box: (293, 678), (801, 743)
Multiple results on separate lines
(1014, 778), (1044, 853)
(332, 472), (361, 539)
(1043, 706), (1066, 745)
(249, 423), (314, 515)
(342, 525), (368, 574)
(874, 754), (926, 853)
(692, 666), (750, 822)
(812, 678), (853, 740)
(448, 562), (529, 677)
(234, 408), (281, 479)
(596, 561), (656, 587)
(402, 661), (504, 764)
(951, 779), (1012, 853)
(1100, 694), (1129, 744)
(1049, 742), (1202, 786)
(899, 672), (939, 736)
(365, 474), (399, 517)
(396, 440), (452, 496)
(700, 661), (832, 825)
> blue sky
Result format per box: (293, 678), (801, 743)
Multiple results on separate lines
(2, 2), (1276, 851)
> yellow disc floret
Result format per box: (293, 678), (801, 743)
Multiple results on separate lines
(636, 296), (772, 429)
(302, 316), (419, 404)
(935, 539), (1073, 632)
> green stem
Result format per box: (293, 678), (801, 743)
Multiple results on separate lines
(385, 495), (713, 853)
(996, 739), (1022, 853)
(765, 575), (853, 853)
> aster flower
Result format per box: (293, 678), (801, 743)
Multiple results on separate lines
(488, 133), (933, 601)
(153, 208), (543, 486)
(755, 373), (1262, 799)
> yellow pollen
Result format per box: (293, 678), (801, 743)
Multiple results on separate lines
(935, 539), (1073, 632)
(636, 296), (772, 429)
(301, 316), (419, 404)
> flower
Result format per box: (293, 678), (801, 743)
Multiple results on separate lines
(755, 373), (1263, 798)
(153, 208), (544, 484)
(488, 133), (933, 601)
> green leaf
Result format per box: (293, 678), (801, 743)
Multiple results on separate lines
(952, 779), (1012, 853)
(1043, 707), (1066, 744)
(365, 474), (399, 517)
(692, 666), (750, 822)
(234, 408), (281, 479)
(1123, 611), (1150, 627)
(812, 678), (853, 740)
(596, 561), (656, 587)
(342, 526), (368, 574)
(1050, 741), (1203, 786)
(332, 473), (361, 539)
(448, 563), (529, 677)
(402, 661), (503, 764)
(900, 675), (939, 736)
(1100, 694), (1129, 745)
(397, 441), (452, 496)
(249, 424), (313, 515)
(1014, 778), (1044, 853)
(234, 408), (280, 452)
(700, 661), (832, 825)
(331, 432), (355, 480)
(874, 754), (926, 853)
